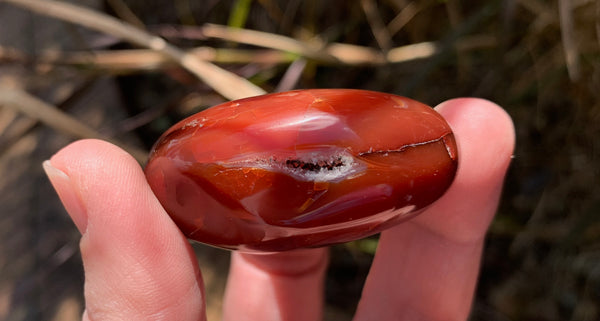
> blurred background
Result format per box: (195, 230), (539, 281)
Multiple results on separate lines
(0, 0), (598, 320)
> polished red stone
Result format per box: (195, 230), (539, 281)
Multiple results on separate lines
(145, 89), (458, 252)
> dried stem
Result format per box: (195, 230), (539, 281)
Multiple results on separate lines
(360, 0), (393, 50)
(0, 87), (148, 162)
(1, 0), (265, 100)
(558, 0), (581, 81)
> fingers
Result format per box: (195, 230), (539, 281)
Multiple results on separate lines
(223, 248), (329, 321)
(354, 99), (515, 320)
(43, 98), (513, 321)
(44, 139), (206, 321)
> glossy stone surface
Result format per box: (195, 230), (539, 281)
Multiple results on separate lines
(145, 89), (458, 252)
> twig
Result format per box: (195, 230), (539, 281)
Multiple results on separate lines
(275, 58), (307, 92)
(516, 0), (556, 33)
(2, 30), (498, 74)
(1, 0), (265, 100)
(386, 42), (439, 63)
(0, 46), (296, 71)
(445, 0), (470, 83)
(597, 0), (600, 47)
(558, 0), (581, 81)
(201, 23), (339, 63)
(1, 33), (497, 73)
(199, 24), (440, 64)
(387, 2), (420, 36)
(360, 0), (393, 50)
(0, 79), (97, 157)
(105, 0), (145, 29)
(156, 24), (388, 65)
(325, 43), (386, 65)
(0, 87), (148, 162)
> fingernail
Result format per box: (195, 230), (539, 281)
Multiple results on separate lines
(43, 160), (88, 233)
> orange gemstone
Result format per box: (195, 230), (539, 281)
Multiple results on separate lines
(145, 89), (458, 252)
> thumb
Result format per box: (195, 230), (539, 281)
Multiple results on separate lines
(44, 139), (206, 320)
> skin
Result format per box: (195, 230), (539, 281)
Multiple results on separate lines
(44, 98), (514, 321)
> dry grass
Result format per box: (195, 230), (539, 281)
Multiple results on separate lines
(0, 0), (598, 320)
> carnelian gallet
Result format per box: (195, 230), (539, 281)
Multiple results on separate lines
(145, 89), (458, 252)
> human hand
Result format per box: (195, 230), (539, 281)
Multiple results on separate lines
(44, 98), (514, 321)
